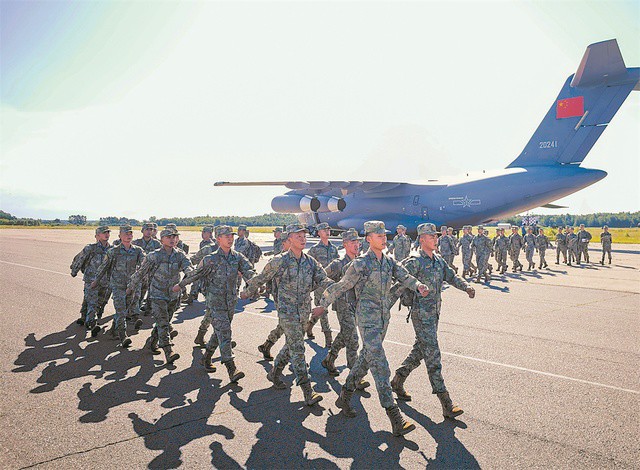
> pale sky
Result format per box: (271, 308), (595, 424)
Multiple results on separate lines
(1, 0), (638, 220)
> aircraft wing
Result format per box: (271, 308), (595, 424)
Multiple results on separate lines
(214, 180), (405, 195)
(540, 203), (569, 209)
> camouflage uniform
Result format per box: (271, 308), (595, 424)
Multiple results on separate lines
(319, 225), (424, 410)
(535, 232), (552, 268)
(459, 228), (476, 275)
(388, 227), (412, 262)
(187, 227), (217, 302)
(555, 231), (568, 263)
(523, 231), (537, 269)
(134, 224), (162, 312)
(265, 228), (285, 300)
(244, 231), (333, 386)
(471, 229), (493, 281)
(70, 228), (112, 329)
(359, 237), (370, 255)
(437, 233), (455, 269)
(577, 228), (592, 263)
(307, 230), (340, 335)
(261, 231), (289, 350)
(600, 229), (612, 264)
(94, 230), (145, 343)
(494, 231), (510, 273)
(567, 231), (578, 265)
(129, 239), (192, 349)
(320, 230), (360, 370)
(508, 230), (524, 271)
(179, 228), (255, 366)
(393, 248), (470, 394)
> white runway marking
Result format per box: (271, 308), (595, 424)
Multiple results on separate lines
(3, 259), (638, 395)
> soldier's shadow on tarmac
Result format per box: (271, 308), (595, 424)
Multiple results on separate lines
(400, 403), (480, 469)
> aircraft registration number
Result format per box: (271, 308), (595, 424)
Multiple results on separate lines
(539, 140), (558, 149)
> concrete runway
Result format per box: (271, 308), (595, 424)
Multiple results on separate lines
(0, 229), (638, 469)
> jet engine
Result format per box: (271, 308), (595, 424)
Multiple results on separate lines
(271, 195), (320, 213)
(314, 195), (346, 212)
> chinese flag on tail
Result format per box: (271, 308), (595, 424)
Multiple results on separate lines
(556, 96), (584, 119)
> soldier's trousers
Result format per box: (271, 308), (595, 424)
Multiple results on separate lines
(577, 244), (589, 263)
(150, 298), (179, 348)
(568, 247), (577, 263)
(538, 249), (547, 266)
(556, 245), (567, 263)
(601, 247), (612, 263)
(441, 253), (453, 268)
(205, 308), (235, 364)
(266, 323), (284, 344)
(525, 248), (535, 265)
(198, 307), (214, 333)
(84, 281), (109, 326)
(111, 287), (140, 336)
(462, 251), (475, 272)
(498, 249), (508, 269)
(476, 253), (490, 277)
(273, 314), (310, 385)
(329, 306), (359, 368)
(345, 322), (394, 409)
(509, 250), (522, 268)
(311, 289), (331, 333)
(396, 308), (446, 394)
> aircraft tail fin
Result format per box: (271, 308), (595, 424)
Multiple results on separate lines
(507, 39), (638, 168)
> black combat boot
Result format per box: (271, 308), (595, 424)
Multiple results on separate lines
(356, 379), (371, 390)
(300, 382), (323, 406)
(194, 329), (206, 347)
(133, 317), (143, 330)
(335, 386), (356, 417)
(258, 339), (274, 361)
(201, 348), (216, 372)
(386, 405), (416, 436)
(437, 391), (464, 418)
(224, 360), (245, 383)
(144, 335), (161, 355)
(162, 345), (180, 364)
(267, 365), (287, 389)
(169, 329), (178, 339)
(118, 331), (132, 348)
(321, 351), (339, 376)
(391, 372), (412, 401)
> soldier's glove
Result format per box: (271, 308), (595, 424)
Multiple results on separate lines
(311, 306), (326, 319)
(71, 272), (77, 278)
(466, 287), (476, 299)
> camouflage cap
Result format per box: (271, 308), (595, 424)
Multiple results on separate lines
(273, 227), (283, 233)
(316, 222), (330, 231)
(141, 223), (154, 231)
(119, 225), (133, 233)
(463, 225), (472, 230)
(95, 226), (110, 234)
(511, 225), (519, 229)
(603, 225), (609, 229)
(396, 224), (406, 231)
(417, 223), (438, 236)
(440, 225), (448, 231)
(363, 220), (386, 235)
(201, 225), (214, 233)
(160, 228), (179, 238)
(342, 228), (360, 241)
(286, 223), (309, 233)
(237, 224), (247, 231)
(477, 225), (484, 230)
(214, 225), (235, 237)
(151, 223), (158, 228)
(166, 223), (177, 229)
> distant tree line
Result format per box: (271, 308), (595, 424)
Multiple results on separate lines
(145, 213), (298, 227)
(0, 210), (41, 226)
(503, 211), (640, 228)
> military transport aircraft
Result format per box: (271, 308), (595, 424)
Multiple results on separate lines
(216, 39), (638, 235)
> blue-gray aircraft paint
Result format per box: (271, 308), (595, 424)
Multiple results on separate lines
(215, 39), (638, 236)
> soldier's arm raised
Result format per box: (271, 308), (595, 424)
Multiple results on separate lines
(238, 253), (257, 281)
(70, 245), (91, 277)
(318, 261), (362, 309)
(241, 256), (282, 299)
(442, 257), (472, 294)
(392, 258), (428, 295)
(178, 258), (211, 289)
(128, 255), (155, 293)
(91, 249), (114, 287)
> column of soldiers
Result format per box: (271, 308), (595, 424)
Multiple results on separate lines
(69, 220), (612, 437)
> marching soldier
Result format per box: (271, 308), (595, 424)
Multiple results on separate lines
(175, 225), (255, 383)
(493, 228), (510, 274)
(314, 220), (429, 436)
(535, 228), (553, 269)
(257, 231), (290, 361)
(523, 227), (537, 270)
(70, 226), (112, 337)
(305, 222), (339, 347)
(92, 225), (145, 347)
(241, 224), (333, 406)
(185, 226), (217, 304)
(390, 223), (475, 418)
(555, 227), (568, 264)
(388, 225), (412, 262)
(508, 225), (524, 272)
(135, 223), (162, 315)
(448, 227), (460, 273)
(460, 225), (476, 277)
(472, 226), (492, 283)
(129, 228), (193, 364)
(319, 229), (364, 381)
(600, 225), (613, 265)
(567, 227), (578, 266)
